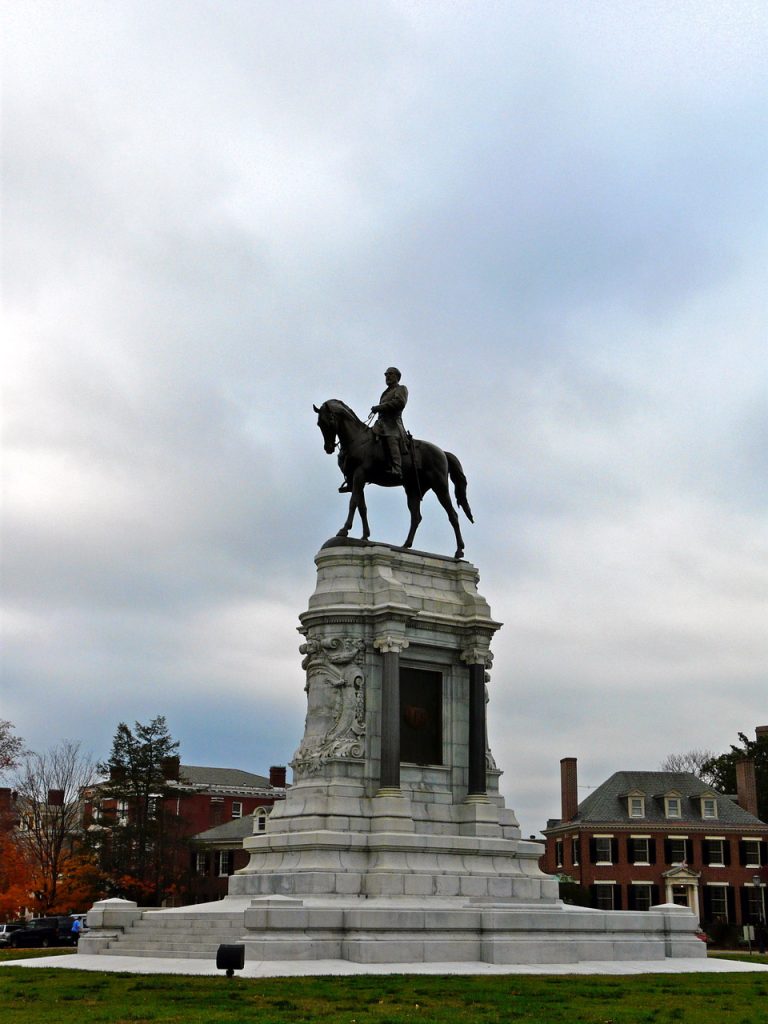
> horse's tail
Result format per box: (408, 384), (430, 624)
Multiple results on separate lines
(445, 451), (474, 523)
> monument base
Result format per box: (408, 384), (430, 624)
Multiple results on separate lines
(79, 543), (704, 964)
(79, 896), (704, 964)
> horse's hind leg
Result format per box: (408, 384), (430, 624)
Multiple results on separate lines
(433, 481), (465, 559)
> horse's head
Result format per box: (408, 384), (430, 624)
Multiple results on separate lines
(313, 401), (338, 454)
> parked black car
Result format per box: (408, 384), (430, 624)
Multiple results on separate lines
(0, 922), (25, 946)
(4, 917), (77, 948)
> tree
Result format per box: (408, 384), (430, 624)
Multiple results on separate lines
(94, 716), (189, 905)
(0, 719), (24, 777)
(11, 739), (97, 913)
(701, 731), (768, 824)
(0, 830), (33, 919)
(659, 749), (717, 781)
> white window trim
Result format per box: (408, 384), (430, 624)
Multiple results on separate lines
(628, 796), (646, 818)
(630, 835), (651, 865)
(594, 835), (613, 865)
(665, 796), (682, 818)
(231, 801), (243, 819)
(701, 797), (718, 819)
(742, 838), (762, 867)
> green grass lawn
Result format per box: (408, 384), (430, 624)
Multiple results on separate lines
(1, 963), (768, 1024)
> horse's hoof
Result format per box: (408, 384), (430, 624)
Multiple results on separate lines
(336, 529), (349, 538)
(454, 549), (464, 560)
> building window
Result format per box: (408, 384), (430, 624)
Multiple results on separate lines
(594, 884), (615, 910)
(628, 796), (645, 818)
(708, 885), (729, 921)
(217, 851), (233, 877)
(629, 837), (650, 864)
(665, 796), (682, 818)
(701, 797), (718, 819)
(667, 837), (688, 864)
(231, 801), (242, 819)
(254, 808), (269, 832)
(195, 852), (208, 876)
(571, 836), (580, 866)
(704, 838), (726, 866)
(630, 884), (653, 911)
(594, 837), (613, 864)
(742, 839), (761, 867)
(555, 838), (563, 867)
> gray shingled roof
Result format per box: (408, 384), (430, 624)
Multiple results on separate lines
(568, 771), (765, 827)
(179, 765), (273, 789)
(192, 815), (259, 844)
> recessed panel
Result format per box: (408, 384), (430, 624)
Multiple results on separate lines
(399, 667), (442, 765)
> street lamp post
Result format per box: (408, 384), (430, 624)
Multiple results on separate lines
(753, 874), (766, 955)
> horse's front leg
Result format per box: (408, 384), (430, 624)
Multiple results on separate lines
(353, 473), (370, 540)
(337, 472), (369, 540)
(336, 492), (357, 537)
(402, 485), (423, 549)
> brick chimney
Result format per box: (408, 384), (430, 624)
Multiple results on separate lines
(0, 787), (12, 816)
(161, 756), (180, 781)
(755, 725), (768, 742)
(736, 758), (759, 818)
(560, 757), (578, 822)
(269, 765), (287, 788)
(47, 789), (65, 806)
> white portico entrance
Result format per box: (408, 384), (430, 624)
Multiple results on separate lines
(663, 864), (701, 920)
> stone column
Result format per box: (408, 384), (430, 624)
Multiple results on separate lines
(462, 646), (488, 796)
(374, 635), (409, 792)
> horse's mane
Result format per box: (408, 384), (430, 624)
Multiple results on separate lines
(325, 399), (366, 426)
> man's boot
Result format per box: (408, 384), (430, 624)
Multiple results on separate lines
(385, 437), (403, 481)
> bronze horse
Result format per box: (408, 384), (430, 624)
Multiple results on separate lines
(314, 399), (473, 558)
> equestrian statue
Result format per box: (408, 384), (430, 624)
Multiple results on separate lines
(314, 367), (473, 559)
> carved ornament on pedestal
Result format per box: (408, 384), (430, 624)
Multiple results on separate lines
(291, 636), (366, 778)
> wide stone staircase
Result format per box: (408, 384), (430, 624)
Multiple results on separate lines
(97, 910), (245, 960)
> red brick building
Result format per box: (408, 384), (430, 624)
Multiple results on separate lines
(85, 762), (286, 834)
(84, 762), (286, 903)
(541, 756), (768, 931)
(188, 807), (275, 902)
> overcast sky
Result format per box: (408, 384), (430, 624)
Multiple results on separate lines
(3, 1), (767, 836)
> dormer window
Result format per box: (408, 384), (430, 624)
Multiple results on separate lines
(665, 795), (682, 819)
(628, 795), (645, 818)
(701, 796), (718, 819)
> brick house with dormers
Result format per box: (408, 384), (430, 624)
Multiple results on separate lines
(541, 757), (768, 929)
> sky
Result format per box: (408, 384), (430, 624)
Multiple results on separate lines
(2, 0), (767, 837)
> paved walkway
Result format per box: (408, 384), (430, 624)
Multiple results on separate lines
(3, 953), (768, 977)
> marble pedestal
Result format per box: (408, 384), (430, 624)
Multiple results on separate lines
(81, 540), (704, 964)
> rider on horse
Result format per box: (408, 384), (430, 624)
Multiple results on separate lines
(339, 367), (408, 492)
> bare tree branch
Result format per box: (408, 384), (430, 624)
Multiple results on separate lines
(12, 740), (97, 912)
(659, 749), (717, 782)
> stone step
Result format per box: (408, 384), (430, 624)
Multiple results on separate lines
(101, 947), (217, 959)
(115, 940), (227, 953)
(131, 925), (241, 933)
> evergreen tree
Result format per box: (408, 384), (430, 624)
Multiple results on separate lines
(95, 716), (189, 905)
(702, 731), (768, 823)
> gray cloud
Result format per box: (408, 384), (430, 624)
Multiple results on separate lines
(2, 1), (766, 835)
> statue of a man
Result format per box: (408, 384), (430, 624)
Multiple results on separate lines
(338, 366), (409, 492)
